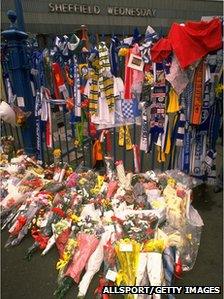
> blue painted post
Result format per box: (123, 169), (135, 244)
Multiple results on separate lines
(1, 11), (36, 155)
(14, 0), (25, 31)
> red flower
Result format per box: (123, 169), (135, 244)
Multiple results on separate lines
(146, 227), (154, 235)
(52, 207), (66, 218)
(111, 216), (124, 225)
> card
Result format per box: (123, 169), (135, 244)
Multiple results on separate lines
(119, 243), (133, 252)
(106, 269), (117, 282)
(127, 54), (144, 71)
(17, 97), (25, 107)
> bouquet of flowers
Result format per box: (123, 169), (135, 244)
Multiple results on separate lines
(122, 214), (158, 243)
(78, 226), (114, 298)
(54, 232), (100, 298)
(115, 238), (141, 299)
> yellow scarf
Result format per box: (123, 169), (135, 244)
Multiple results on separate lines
(118, 125), (132, 150)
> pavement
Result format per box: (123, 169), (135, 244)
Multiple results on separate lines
(1, 145), (223, 299)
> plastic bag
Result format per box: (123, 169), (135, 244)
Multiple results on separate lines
(164, 170), (203, 189)
(181, 205), (204, 271)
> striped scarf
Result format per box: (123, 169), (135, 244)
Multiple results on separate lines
(101, 77), (115, 112)
(175, 112), (186, 146)
(98, 42), (114, 112)
(89, 72), (99, 115)
(98, 42), (111, 81)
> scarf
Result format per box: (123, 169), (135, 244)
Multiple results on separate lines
(52, 62), (65, 99)
(175, 112), (186, 146)
(98, 42), (111, 80)
(101, 77), (115, 112)
(190, 130), (207, 178)
(99, 130), (112, 153)
(109, 37), (120, 77)
(140, 102), (149, 152)
(182, 122), (191, 174)
(73, 55), (81, 118)
(191, 60), (205, 125)
(41, 88), (53, 149)
(156, 115), (171, 163)
(89, 72), (99, 115)
(150, 84), (167, 141)
(198, 82), (211, 132)
(118, 125), (132, 150)
(167, 88), (179, 113)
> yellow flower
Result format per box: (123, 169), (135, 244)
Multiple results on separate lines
(115, 239), (141, 286)
(215, 83), (223, 95)
(102, 198), (111, 208)
(167, 177), (176, 186)
(90, 175), (104, 194)
(79, 178), (87, 185)
(70, 214), (80, 223)
(118, 48), (129, 56)
(74, 139), (80, 147)
(92, 59), (99, 69)
(56, 239), (78, 271)
(145, 72), (154, 85)
(53, 148), (62, 158)
(143, 239), (165, 253)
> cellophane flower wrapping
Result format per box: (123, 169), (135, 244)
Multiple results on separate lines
(54, 219), (72, 258)
(115, 239), (141, 299)
(78, 228), (113, 297)
(181, 205), (204, 271)
(103, 238), (117, 275)
(146, 252), (164, 296)
(64, 232), (100, 283)
(56, 230), (78, 282)
(5, 201), (43, 247)
(135, 252), (149, 299)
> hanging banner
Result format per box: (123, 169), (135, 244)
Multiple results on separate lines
(48, 3), (157, 17)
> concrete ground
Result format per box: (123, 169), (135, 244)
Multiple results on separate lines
(1, 145), (223, 299)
